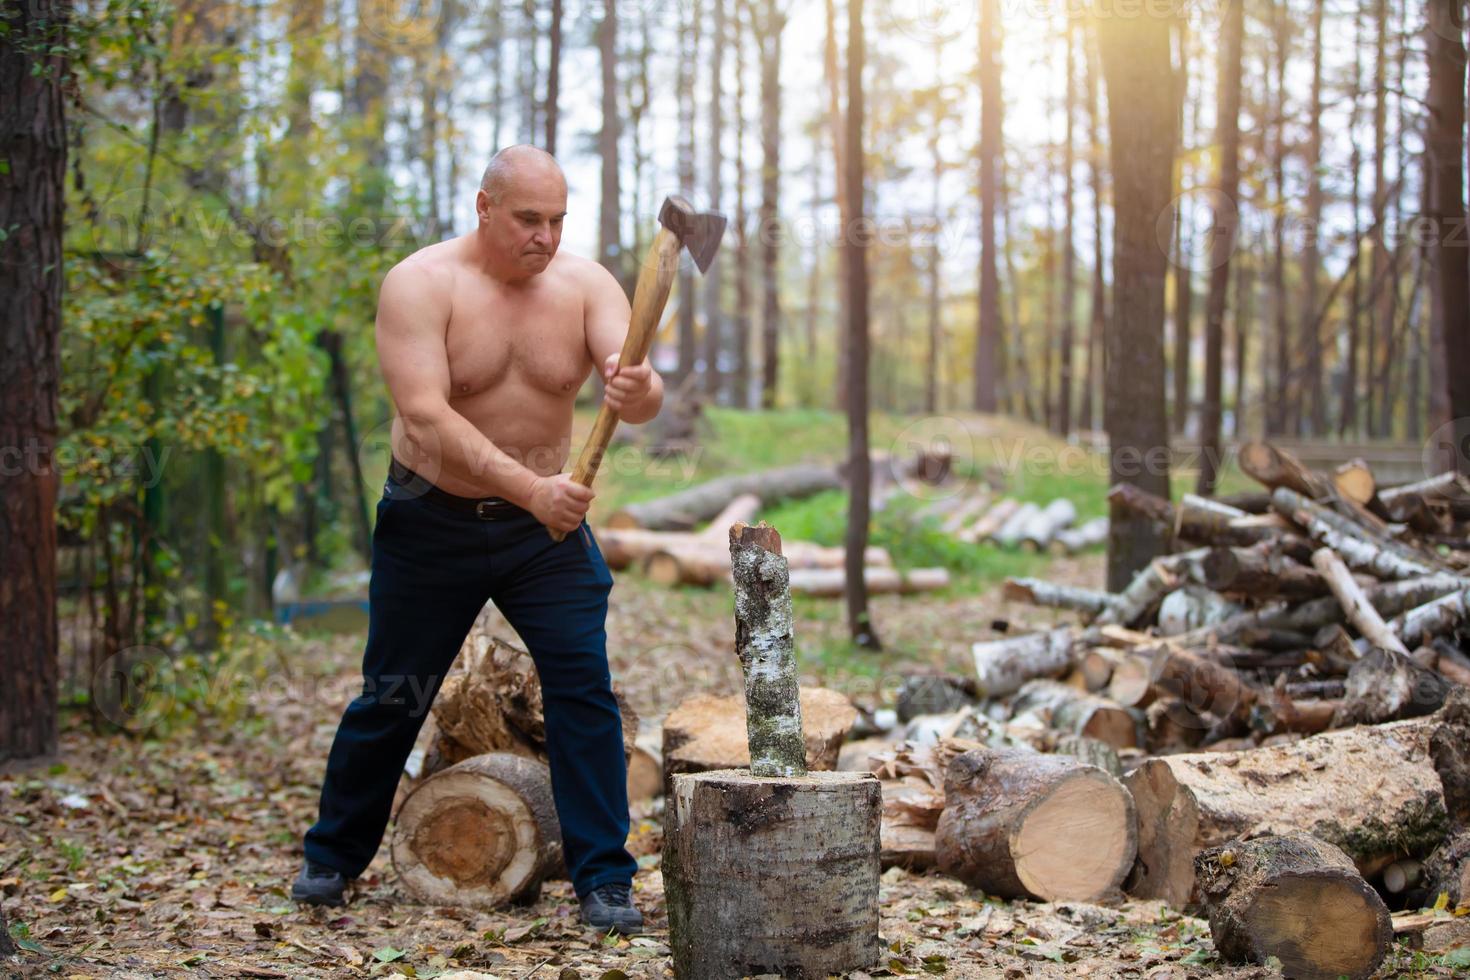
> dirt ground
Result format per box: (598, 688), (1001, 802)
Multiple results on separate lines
(0, 555), (1459, 979)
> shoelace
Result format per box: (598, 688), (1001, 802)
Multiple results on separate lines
(594, 882), (632, 906)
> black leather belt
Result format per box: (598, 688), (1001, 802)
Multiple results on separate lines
(387, 458), (529, 520)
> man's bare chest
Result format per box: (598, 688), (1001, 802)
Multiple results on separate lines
(443, 287), (591, 399)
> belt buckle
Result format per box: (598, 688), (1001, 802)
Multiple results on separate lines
(476, 499), (509, 520)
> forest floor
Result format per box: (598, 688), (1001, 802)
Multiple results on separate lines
(3, 411), (1462, 978)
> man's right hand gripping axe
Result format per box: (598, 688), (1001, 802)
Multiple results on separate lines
(548, 195), (726, 541)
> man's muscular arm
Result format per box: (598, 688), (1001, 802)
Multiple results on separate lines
(375, 261), (593, 531)
(584, 261), (664, 424)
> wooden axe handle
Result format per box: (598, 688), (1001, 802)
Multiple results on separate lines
(548, 226), (683, 541)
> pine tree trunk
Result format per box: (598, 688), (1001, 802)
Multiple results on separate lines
(0, 0), (65, 763)
(1079, 24), (1106, 434)
(1094, 4), (1177, 590)
(1426, 0), (1470, 476)
(732, 0), (753, 407)
(544, 0), (561, 155)
(1197, 0), (1243, 496)
(824, 0), (851, 411)
(757, 0), (783, 408)
(1299, 0), (1326, 435)
(973, 0), (1002, 412)
(598, 0), (623, 286)
(702, 0), (725, 403)
(844, 0), (877, 649)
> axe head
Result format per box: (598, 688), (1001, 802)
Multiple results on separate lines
(658, 195), (727, 274)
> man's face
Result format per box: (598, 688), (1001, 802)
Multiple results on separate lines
(477, 174), (567, 277)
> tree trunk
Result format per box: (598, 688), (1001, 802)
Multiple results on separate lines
(1366, 0), (1390, 435)
(1266, 0), (1291, 436)
(1196, 834), (1391, 980)
(702, 0), (726, 402)
(843, 0), (877, 648)
(936, 748), (1136, 902)
(1170, 17), (1191, 437)
(1426, 0), (1470, 476)
(732, 0), (752, 406)
(1094, 4), (1176, 590)
(973, 0), (1002, 412)
(676, 0), (699, 382)
(391, 752), (564, 908)
(544, 0), (561, 155)
(1299, 0), (1326, 435)
(598, 0), (624, 286)
(1196, 0), (1242, 496)
(0, 0), (65, 762)
(757, 0), (783, 408)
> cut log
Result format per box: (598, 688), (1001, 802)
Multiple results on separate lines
(1157, 719), (1450, 874)
(391, 752), (563, 908)
(1050, 516), (1109, 554)
(1332, 647), (1449, 727)
(1144, 697), (1210, 751)
(991, 501), (1040, 548)
(1123, 759), (1200, 908)
(1011, 679), (1139, 750)
(1107, 481), (1176, 527)
(1002, 578), (1114, 619)
(1104, 653), (1154, 709)
(603, 526), (892, 576)
(1311, 547), (1410, 656)
(1393, 586), (1470, 649)
(663, 769), (882, 978)
(626, 735), (663, 802)
(1423, 830), (1470, 909)
(1079, 647), (1120, 691)
(1195, 833), (1391, 980)
(939, 493), (994, 535)
(870, 737), (983, 870)
(1147, 642), (1261, 728)
(959, 497), (1020, 543)
(660, 688), (857, 787)
(1237, 441), (1333, 499)
(970, 627), (1076, 698)
(935, 748), (1136, 902)
(785, 566), (949, 598)
(1018, 498), (1077, 552)
(1199, 544), (1327, 599)
(1431, 688), (1470, 827)
(895, 672), (977, 722)
(1334, 457), (1379, 507)
(1382, 859), (1423, 894)
(606, 463), (842, 530)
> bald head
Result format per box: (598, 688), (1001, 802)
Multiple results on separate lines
(480, 145), (566, 206)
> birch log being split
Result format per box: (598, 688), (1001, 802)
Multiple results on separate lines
(663, 520), (882, 978)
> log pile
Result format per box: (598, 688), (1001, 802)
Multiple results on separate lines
(839, 445), (1470, 940)
(940, 493), (1107, 553)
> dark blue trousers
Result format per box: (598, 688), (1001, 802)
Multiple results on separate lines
(303, 467), (638, 900)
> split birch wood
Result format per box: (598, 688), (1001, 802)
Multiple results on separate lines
(1393, 586), (1470, 648)
(1094, 549), (1208, 627)
(1311, 547), (1410, 655)
(1195, 833), (1391, 980)
(934, 748), (1136, 902)
(391, 752), (563, 908)
(1333, 458), (1378, 507)
(1273, 487), (1438, 579)
(1199, 544), (1327, 598)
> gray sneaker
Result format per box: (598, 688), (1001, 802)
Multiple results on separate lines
(579, 881), (643, 934)
(291, 859), (349, 907)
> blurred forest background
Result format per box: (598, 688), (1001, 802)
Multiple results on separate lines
(4, 0), (1470, 761)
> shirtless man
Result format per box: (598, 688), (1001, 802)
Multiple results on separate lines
(292, 145), (661, 935)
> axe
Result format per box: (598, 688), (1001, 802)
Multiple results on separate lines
(548, 195), (726, 541)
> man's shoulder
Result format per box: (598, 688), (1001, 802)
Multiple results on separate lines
(386, 239), (459, 288)
(553, 250), (620, 293)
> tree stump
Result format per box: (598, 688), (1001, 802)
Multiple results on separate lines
(663, 769), (882, 978)
(662, 522), (881, 978)
(390, 752), (563, 909)
(935, 747), (1136, 902)
(1196, 833), (1391, 980)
